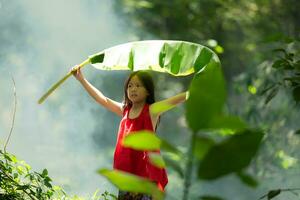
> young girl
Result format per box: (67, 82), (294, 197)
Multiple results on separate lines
(71, 66), (187, 200)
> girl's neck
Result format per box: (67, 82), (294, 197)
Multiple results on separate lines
(131, 101), (146, 110)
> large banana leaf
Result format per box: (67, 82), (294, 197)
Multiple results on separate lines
(89, 40), (219, 75)
(38, 40), (219, 104)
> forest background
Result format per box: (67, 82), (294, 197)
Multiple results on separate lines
(0, 0), (299, 200)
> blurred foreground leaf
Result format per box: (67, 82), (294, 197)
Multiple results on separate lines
(186, 61), (226, 132)
(98, 169), (164, 200)
(198, 129), (264, 180)
(236, 171), (258, 188)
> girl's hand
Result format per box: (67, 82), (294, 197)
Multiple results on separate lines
(71, 65), (84, 82)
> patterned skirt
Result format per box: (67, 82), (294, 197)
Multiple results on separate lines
(117, 190), (152, 200)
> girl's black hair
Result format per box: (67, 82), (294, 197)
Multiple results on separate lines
(123, 70), (160, 130)
(123, 70), (155, 107)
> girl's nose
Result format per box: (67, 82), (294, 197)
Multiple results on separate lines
(130, 86), (137, 91)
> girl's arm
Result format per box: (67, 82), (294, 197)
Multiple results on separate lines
(72, 66), (123, 116)
(149, 91), (188, 117)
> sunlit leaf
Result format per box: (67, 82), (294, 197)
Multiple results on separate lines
(194, 136), (215, 160)
(90, 40), (218, 76)
(198, 129), (263, 180)
(123, 130), (183, 157)
(207, 115), (247, 132)
(149, 153), (166, 168)
(207, 39), (218, 47)
(248, 85), (257, 94)
(214, 45), (224, 54)
(150, 101), (175, 115)
(98, 169), (164, 200)
(276, 150), (298, 169)
(123, 131), (161, 150)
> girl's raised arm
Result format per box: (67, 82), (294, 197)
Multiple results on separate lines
(149, 91), (188, 117)
(71, 66), (123, 116)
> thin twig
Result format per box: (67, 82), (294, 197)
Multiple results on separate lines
(4, 75), (17, 153)
(259, 188), (300, 200)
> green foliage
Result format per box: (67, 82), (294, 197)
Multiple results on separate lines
(0, 150), (118, 200)
(0, 150), (63, 200)
(260, 39), (300, 104)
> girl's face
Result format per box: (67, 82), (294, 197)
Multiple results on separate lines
(127, 75), (149, 104)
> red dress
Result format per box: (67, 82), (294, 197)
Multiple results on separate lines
(113, 103), (168, 191)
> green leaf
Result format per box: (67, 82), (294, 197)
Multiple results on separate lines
(236, 171), (258, 188)
(194, 47), (213, 72)
(294, 129), (300, 135)
(123, 131), (161, 150)
(44, 179), (52, 188)
(13, 173), (18, 179)
(162, 155), (184, 178)
(292, 86), (300, 102)
(4, 154), (12, 161)
(17, 184), (30, 190)
(272, 48), (287, 55)
(123, 130), (183, 158)
(160, 140), (183, 156)
(214, 45), (224, 54)
(98, 169), (164, 200)
(198, 129), (264, 180)
(186, 61), (226, 132)
(207, 115), (247, 131)
(272, 59), (285, 69)
(150, 101), (175, 115)
(42, 169), (48, 177)
(89, 53), (104, 64)
(89, 40), (219, 76)
(148, 153), (166, 168)
(265, 86), (279, 105)
(194, 136), (215, 160)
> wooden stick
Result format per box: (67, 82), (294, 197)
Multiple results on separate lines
(38, 58), (90, 104)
